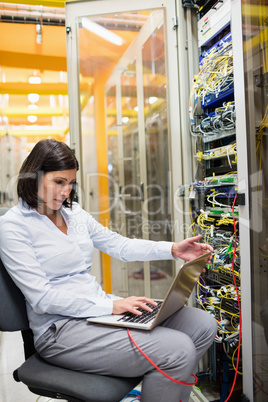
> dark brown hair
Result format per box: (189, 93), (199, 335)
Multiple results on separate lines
(17, 139), (79, 208)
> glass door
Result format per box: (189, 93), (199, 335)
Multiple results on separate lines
(141, 20), (173, 298)
(241, 1), (268, 399)
(66, 0), (181, 297)
(232, 0), (268, 399)
(120, 59), (145, 297)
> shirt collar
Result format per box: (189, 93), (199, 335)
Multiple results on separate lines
(18, 198), (37, 215)
(18, 198), (66, 218)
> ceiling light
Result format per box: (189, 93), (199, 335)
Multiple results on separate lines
(134, 106), (139, 112)
(60, 71), (67, 83)
(81, 18), (124, 46)
(148, 96), (158, 104)
(28, 93), (39, 104)
(27, 115), (38, 123)
(122, 117), (129, 123)
(58, 94), (63, 108)
(36, 24), (42, 44)
(1, 94), (9, 107)
(50, 95), (56, 108)
(28, 104), (38, 110)
(29, 76), (41, 84)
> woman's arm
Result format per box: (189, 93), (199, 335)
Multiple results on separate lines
(0, 218), (114, 318)
(86, 212), (212, 263)
(85, 212), (174, 262)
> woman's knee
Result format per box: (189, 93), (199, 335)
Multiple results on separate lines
(195, 310), (217, 351)
(203, 311), (217, 338)
(163, 332), (197, 372)
(180, 334), (197, 367)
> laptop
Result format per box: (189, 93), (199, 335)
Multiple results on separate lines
(87, 251), (210, 330)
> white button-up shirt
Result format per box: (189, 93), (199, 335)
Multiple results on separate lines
(0, 200), (174, 342)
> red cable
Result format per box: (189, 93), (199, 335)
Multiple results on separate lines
(224, 192), (242, 402)
(127, 328), (198, 386)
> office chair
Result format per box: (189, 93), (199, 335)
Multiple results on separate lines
(0, 257), (142, 402)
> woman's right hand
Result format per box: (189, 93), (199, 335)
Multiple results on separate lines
(113, 296), (157, 315)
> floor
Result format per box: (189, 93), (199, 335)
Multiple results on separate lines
(0, 331), (62, 402)
(0, 331), (141, 402)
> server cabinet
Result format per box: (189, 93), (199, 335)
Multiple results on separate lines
(179, 0), (267, 400)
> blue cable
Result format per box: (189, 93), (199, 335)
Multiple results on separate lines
(220, 350), (229, 402)
(120, 389), (141, 401)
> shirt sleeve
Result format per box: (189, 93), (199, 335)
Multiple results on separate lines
(0, 218), (116, 318)
(84, 211), (175, 262)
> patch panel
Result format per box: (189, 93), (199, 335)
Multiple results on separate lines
(192, 181), (238, 210)
(204, 174), (237, 186)
(199, 32), (232, 62)
(198, 32), (234, 109)
(207, 270), (240, 287)
(221, 297), (240, 318)
(198, 143), (236, 160)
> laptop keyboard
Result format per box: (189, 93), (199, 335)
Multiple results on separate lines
(118, 300), (163, 324)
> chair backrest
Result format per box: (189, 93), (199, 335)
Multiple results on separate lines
(0, 258), (29, 332)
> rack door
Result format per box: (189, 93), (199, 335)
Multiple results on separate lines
(66, 0), (182, 297)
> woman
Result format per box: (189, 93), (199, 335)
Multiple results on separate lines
(0, 139), (217, 402)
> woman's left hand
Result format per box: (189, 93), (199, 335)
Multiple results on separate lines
(172, 235), (213, 262)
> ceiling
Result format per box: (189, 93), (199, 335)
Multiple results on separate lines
(0, 1), (147, 147)
(0, 0), (169, 163)
(0, 1), (69, 144)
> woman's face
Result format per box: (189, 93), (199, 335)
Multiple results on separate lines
(37, 169), (77, 212)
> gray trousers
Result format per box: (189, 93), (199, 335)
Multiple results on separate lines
(36, 306), (217, 402)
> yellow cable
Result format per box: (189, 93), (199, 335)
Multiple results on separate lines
(187, 222), (196, 238)
(232, 344), (243, 375)
(196, 282), (209, 313)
